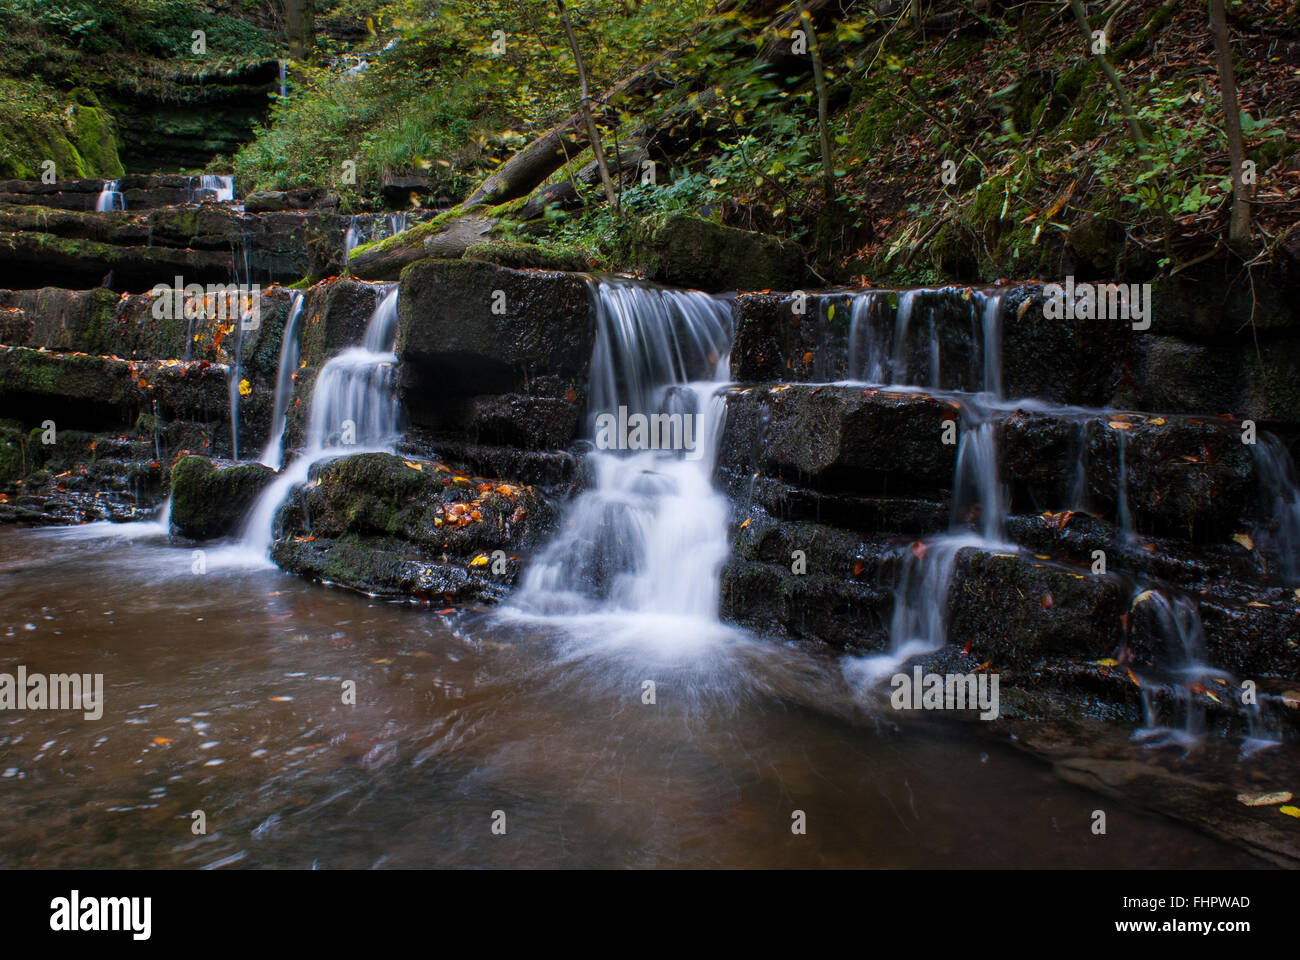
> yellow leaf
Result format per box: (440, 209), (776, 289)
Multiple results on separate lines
(739, 518), (751, 530)
(1093, 658), (1118, 667)
(1107, 420), (1131, 430)
(403, 460), (423, 471)
(1233, 532), (1255, 551)
(469, 554), (490, 567)
(1149, 417), (1165, 425)
(238, 378), (251, 397)
(1280, 806), (1300, 818)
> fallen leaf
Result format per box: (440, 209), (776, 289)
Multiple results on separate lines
(1237, 791), (1292, 807)
(1233, 532), (1255, 551)
(910, 541), (927, 559)
(739, 517), (751, 530)
(404, 460), (423, 471)
(1280, 806), (1300, 818)
(469, 554), (490, 567)
(151, 737), (172, 745)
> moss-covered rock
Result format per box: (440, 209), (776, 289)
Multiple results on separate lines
(625, 215), (806, 292)
(169, 455), (275, 539)
(463, 239), (593, 272)
(270, 452), (555, 601)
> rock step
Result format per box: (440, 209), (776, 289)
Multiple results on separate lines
(721, 519), (1300, 686)
(720, 383), (1272, 548)
(732, 286), (1300, 427)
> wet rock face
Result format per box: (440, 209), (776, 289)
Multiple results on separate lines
(625, 216), (807, 293)
(0, 200), (344, 292)
(168, 456), (275, 540)
(999, 410), (1257, 542)
(948, 551), (1127, 668)
(271, 452), (556, 601)
(395, 259), (592, 461)
(719, 384), (959, 495)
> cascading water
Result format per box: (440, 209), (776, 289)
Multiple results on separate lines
(505, 279), (735, 648)
(194, 174), (234, 203)
(259, 292), (306, 470)
(845, 290), (1012, 689)
(1251, 434), (1300, 584)
(95, 179), (125, 212)
(1128, 590), (1277, 755)
(236, 287), (400, 563)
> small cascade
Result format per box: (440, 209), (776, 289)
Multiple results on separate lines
(277, 60), (287, 99)
(194, 174), (234, 203)
(1127, 590), (1276, 753)
(844, 293), (1013, 687)
(344, 213), (409, 259)
(508, 279), (733, 641)
(343, 217), (361, 259)
(1251, 434), (1300, 584)
(846, 287), (1005, 393)
(951, 411), (1007, 541)
(1115, 429), (1135, 542)
(95, 179), (125, 212)
(237, 287), (400, 561)
(979, 292), (1004, 399)
(259, 292), (306, 470)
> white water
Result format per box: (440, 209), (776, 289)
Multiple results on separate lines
(845, 291), (1013, 689)
(259, 292), (306, 470)
(95, 179), (124, 212)
(232, 286), (400, 564)
(503, 279), (737, 650)
(1252, 434), (1300, 584)
(847, 288), (1005, 395)
(194, 175), (234, 203)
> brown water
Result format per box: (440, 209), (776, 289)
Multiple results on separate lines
(0, 523), (1265, 869)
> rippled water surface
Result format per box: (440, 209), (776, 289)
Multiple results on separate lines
(0, 525), (1263, 869)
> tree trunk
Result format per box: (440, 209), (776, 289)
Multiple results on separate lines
(1209, 0), (1251, 245)
(796, 2), (836, 204)
(285, 0), (315, 60)
(556, 0), (620, 211)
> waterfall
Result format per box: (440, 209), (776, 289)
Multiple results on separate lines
(278, 60), (287, 99)
(236, 287), (400, 562)
(845, 290), (1012, 687)
(95, 179), (125, 212)
(1127, 590), (1276, 753)
(846, 287), (1005, 393)
(194, 175), (234, 203)
(507, 279), (734, 639)
(259, 292), (306, 470)
(343, 217), (361, 258)
(1251, 434), (1300, 584)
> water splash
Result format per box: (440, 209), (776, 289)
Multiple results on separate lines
(1251, 433), (1300, 584)
(194, 175), (234, 204)
(504, 279), (736, 650)
(259, 292), (306, 470)
(236, 286), (400, 563)
(95, 180), (125, 212)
